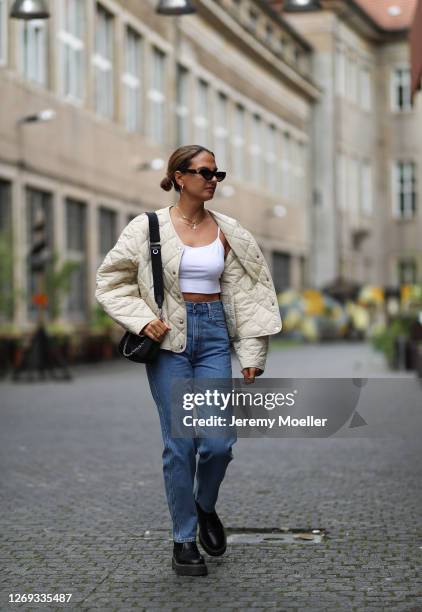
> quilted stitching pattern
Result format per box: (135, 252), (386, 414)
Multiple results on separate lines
(95, 205), (282, 374)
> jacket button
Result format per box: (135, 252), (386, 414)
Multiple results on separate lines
(256, 255), (260, 258)
(172, 271), (176, 275)
(180, 344), (183, 349)
(179, 319), (183, 324)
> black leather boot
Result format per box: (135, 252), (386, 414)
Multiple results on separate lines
(172, 541), (208, 576)
(195, 500), (227, 556)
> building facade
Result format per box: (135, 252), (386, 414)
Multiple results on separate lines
(277, 0), (421, 289)
(0, 0), (318, 330)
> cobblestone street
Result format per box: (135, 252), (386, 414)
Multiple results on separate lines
(1, 342), (421, 611)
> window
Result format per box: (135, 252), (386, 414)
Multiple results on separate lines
(392, 67), (412, 112)
(336, 49), (346, 97)
(98, 207), (116, 271)
(0, 0), (7, 65)
(58, 0), (85, 102)
(194, 78), (209, 147)
(19, 19), (47, 85)
(232, 104), (245, 180)
(337, 153), (347, 210)
(250, 114), (263, 186)
(265, 124), (277, 194)
(393, 161), (417, 219)
(93, 3), (114, 118)
(296, 140), (306, 202)
(0, 180), (13, 321)
(26, 188), (53, 320)
(272, 251), (291, 293)
(65, 199), (87, 318)
(123, 26), (142, 132)
(360, 160), (373, 216)
(346, 55), (358, 103)
(149, 46), (166, 144)
(348, 157), (360, 217)
(398, 259), (417, 284)
(214, 92), (228, 170)
(360, 66), (372, 111)
(291, 138), (304, 202)
(280, 132), (291, 200)
(176, 64), (189, 146)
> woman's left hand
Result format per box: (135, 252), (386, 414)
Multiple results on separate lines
(241, 367), (263, 384)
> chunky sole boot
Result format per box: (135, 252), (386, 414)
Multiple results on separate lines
(172, 541), (208, 576)
(195, 500), (227, 557)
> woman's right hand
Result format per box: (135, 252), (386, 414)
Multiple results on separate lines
(140, 319), (171, 342)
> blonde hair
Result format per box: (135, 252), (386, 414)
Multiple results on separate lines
(160, 145), (215, 192)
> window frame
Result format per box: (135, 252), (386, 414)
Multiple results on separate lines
(64, 197), (88, 319)
(175, 63), (190, 147)
(360, 159), (373, 216)
(19, 18), (48, 86)
(392, 160), (417, 220)
(214, 91), (229, 171)
(360, 65), (372, 112)
(391, 66), (412, 113)
(194, 77), (210, 148)
(232, 103), (246, 180)
(93, 2), (115, 119)
(57, 0), (86, 104)
(0, 0), (7, 66)
(249, 113), (263, 187)
(122, 25), (143, 132)
(148, 45), (166, 144)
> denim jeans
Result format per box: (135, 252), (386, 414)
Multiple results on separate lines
(146, 299), (238, 543)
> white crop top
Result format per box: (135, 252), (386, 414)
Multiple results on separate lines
(179, 226), (225, 293)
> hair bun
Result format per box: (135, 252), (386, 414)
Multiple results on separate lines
(160, 176), (173, 191)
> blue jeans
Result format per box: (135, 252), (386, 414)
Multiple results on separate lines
(146, 300), (238, 543)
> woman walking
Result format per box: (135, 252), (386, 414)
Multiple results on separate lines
(96, 145), (282, 576)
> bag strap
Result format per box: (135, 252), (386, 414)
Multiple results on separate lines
(146, 212), (164, 319)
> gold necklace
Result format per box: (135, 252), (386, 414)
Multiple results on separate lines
(174, 205), (208, 230)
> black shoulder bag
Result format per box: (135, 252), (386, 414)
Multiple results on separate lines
(118, 212), (164, 364)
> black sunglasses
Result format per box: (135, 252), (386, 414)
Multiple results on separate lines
(182, 167), (226, 182)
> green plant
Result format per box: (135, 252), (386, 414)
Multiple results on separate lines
(44, 252), (81, 321)
(89, 304), (115, 335)
(0, 229), (15, 321)
(371, 316), (414, 365)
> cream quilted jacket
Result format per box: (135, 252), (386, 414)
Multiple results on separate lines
(95, 205), (282, 375)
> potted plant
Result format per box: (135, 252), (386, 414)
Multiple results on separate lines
(0, 229), (26, 374)
(371, 315), (415, 370)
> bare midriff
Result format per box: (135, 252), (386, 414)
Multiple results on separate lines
(182, 292), (221, 302)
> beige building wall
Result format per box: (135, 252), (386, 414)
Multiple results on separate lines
(376, 41), (422, 286)
(285, 10), (379, 288)
(286, 4), (421, 290)
(0, 0), (318, 329)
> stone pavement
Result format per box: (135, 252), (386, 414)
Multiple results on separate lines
(1, 341), (421, 611)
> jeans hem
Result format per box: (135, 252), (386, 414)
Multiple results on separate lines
(173, 537), (197, 543)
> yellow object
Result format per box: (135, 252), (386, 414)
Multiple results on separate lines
(358, 285), (384, 305)
(302, 289), (324, 315)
